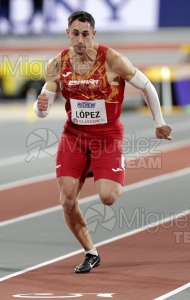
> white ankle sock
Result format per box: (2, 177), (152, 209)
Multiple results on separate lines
(85, 248), (98, 256)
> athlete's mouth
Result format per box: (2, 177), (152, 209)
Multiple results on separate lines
(75, 45), (86, 50)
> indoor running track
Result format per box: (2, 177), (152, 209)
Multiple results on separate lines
(1, 115), (190, 300)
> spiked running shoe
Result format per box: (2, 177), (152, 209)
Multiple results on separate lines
(75, 253), (100, 273)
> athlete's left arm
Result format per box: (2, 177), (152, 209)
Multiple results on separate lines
(34, 54), (60, 118)
(107, 49), (172, 140)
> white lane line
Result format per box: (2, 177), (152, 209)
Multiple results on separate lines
(123, 167), (190, 193)
(0, 194), (97, 227)
(124, 139), (190, 161)
(123, 120), (190, 140)
(0, 151), (56, 167)
(0, 206), (61, 227)
(1, 167), (190, 227)
(150, 139), (190, 153)
(0, 140), (190, 192)
(0, 173), (55, 191)
(0, 250), (83, 283)
(0, 118), (190, 168)
(1, 208), (190, 283)
(0, 138), (189, 168)
(154, 282), (190, 299)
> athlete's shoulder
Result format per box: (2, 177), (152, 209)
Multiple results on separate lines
(107, 47), (122, 59)
(105, 47), (123, 66)
(105, 47), (135, 80)
(47, 53), (61, 68)
(45, 53), (61, 81)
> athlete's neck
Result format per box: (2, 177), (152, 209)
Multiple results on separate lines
(70, 43), (98, 63)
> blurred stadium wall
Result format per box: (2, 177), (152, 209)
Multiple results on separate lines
(0, 0), (190, 34)
(0, 0), (190, 108)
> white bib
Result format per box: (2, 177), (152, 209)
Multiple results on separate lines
(70, 99), (108, 125)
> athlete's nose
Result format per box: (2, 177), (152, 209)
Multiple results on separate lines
(77, 33), (84, 43)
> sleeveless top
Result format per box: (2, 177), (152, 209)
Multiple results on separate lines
(60, 45), (125, 139)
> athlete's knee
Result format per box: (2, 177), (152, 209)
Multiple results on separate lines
(59, 190), (77, 215)
(99, 190), (118, 206)
(61, 197), (77, 215)
(58, 176), (80, 214)
(96, 179), (122, 206)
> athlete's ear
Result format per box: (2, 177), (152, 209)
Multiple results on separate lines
(92, 30), (96, 39)
(66, 28), (70, 38)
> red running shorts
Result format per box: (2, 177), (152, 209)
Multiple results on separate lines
(56, 132), (125, 185)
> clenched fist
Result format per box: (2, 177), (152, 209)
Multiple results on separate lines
(37, 93), (49, 111)
(156, 124), (172, 140)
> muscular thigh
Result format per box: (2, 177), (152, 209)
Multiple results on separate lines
(56, 133), (90, 182)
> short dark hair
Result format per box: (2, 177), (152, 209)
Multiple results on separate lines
(68, 11), (95, 29)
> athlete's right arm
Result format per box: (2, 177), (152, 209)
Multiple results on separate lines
(34, 54), (61, 118)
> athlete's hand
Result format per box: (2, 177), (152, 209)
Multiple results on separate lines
(156, 124), (172, 140)
(37, 93), (48, 111)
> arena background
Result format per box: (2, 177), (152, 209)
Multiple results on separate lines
(1, 0), (190, 34)
(0, 1), (190, 299)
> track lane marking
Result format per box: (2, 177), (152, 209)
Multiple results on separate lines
(1, 167), (190, 227)
(0, 140), (190, 192)
(154, 282), (190, 299)
(0, 173), (55, 191)
(1, 208), (190, 282)
(0, 121), (189, 168)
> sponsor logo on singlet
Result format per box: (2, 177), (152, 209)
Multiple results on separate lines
(77, 102), (96, 109)
(68, 79), (99, 86)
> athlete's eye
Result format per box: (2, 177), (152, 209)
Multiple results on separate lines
(71, 30), (90, 37)
(72, 31), (79, 36)
(82, 32), (89, 37)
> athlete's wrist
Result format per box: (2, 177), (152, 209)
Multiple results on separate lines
(33, 100), (49, 118)
(34, 87), (57, 118)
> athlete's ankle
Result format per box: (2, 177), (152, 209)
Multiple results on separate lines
(85, 247), (98, 256)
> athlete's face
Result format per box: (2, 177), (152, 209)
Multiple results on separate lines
(66, 20), (96, 55)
